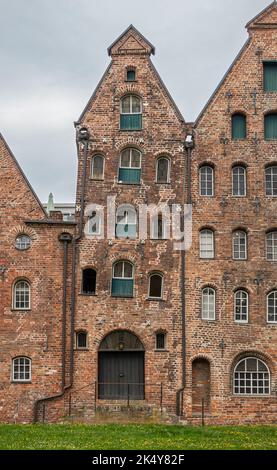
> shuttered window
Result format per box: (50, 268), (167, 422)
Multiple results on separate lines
(264, 62), (277, 92)
(232, 114), (246, 140)
(120, 95), (142, 130)
(112, 261), (134, 298)
(265, 114), (277, 140)
(119, 148), (141, 184)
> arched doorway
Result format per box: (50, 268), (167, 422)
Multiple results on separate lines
(192, 358), (211, 416)
(98, 330), (145, 400)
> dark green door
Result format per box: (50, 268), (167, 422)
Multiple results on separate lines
(98, 352), (145, 400)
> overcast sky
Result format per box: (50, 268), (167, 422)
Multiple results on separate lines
(0, 0), (271, 203)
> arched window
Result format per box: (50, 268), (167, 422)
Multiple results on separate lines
(265, 165), (277, 196)
(156, 157), (170, 183)
(234, 290), (249, 323)
(116, 205), (137, 239)
(199, 166), (214, 196)
(232, 166), (246, 196)
(152, 212), (166, 240)
(13, 280), (31, 310)
(233, 231), (247, 260)
(233, 358), (270, 395)
(265, 113), (277, 140)
(120, 95), (142, 130)
(267, 291), (277, 323)
(149, 273), (163, 299)
(88, 211), (101, 235)
(201, 287), (216, 321)
(15, 234), (32, 251)
(75, 331), (88, 349)
(112, 261), (134, 298)
(91, 155), (104, 180)
(119, 148), (141, 184)
(155, 332), (166, 350)
(232, 113), (246, 140)
(82, 269), (96, 295)
(199, 229), (214, 259)
(12, 357), (31, 382)
(266, 231), (277, 261)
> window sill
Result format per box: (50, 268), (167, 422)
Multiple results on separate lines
(75, 348), (89, 352)
(233, 394), (271, 399)
(118, 182), (141, 186)
(11, 381), (32, 385)
(119, 129), (143, 132)
(11, 309), (32, 312)
(111, 295), (134, 299)
(90, 178), (104, 182)
(79, 293), (97, 297)
(154, 349), (168, 353)
(147, 298), (164, 302)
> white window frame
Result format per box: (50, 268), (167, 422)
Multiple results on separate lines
(12, 357), (32, 383)
(13, 280), (31, 310)
(200, 230), (215, 259)
(119, 148), (141, 170)
(267, 291), (277, 324)
(120, 95), (142, 115)
(15, 234), (32, 251)
(234, 290), (249, 324)
(148, 273), (164, 300)
(233, 357), (270, 396)
(156, 157), (171, 184)
(266, 231), (277, 261)
(232, 166), (246, 197)
(265, 166), (277, 197)
(233, 231), (247, 260)
(88, 211), (101, 236)
(113, 261), (134, 280)
(201, 287), (216, 321)
(91, 155), (105, 180)
(116, 205), (137, 239)
(199, 166), (214, 197)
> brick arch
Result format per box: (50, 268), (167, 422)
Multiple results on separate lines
(10, 225), (37, 241)
(229, 350), (274, 377)
(98, 329), (145, 352)
(115, 84), (144, 100)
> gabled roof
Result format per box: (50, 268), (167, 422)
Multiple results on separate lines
(108, 25), (155, 56)
(0, 133), (47, 217)
(246, 1), (277, 29)
(194, 39), (251, 127)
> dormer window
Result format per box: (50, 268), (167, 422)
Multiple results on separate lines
(127, 69), (136, 82)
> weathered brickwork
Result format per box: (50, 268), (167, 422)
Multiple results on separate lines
(0, 2), (276, 425)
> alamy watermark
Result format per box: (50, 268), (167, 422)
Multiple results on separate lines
(84, 196), (192, 251)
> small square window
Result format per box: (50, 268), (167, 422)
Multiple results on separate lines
(127, 70), (136, 81)
(76, 332), (88, 349)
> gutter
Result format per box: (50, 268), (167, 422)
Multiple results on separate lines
(34, 127), (90, 423)
(176, 137), (194, 417)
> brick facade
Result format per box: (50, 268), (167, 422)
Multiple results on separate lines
(0, 2), (276, 424)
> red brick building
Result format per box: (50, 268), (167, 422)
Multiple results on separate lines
(0, 2), (276, 424)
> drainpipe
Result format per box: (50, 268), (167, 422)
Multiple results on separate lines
(34, 127), (90, 423)
(176, 134), (194, 417)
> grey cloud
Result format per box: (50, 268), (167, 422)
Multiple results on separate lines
(0, 0), (270, 201)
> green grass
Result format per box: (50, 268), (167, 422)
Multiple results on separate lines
(0, 424), (277, 450)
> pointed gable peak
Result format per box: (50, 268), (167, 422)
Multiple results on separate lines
(246, 1), (277, 30)
(108, 25), (155, 57)
(0, 133), (46, 216)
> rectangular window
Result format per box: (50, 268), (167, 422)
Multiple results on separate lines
(111, 279), (134, 297)
(264, 62), (277, 92)
(120, 114), (142, 130)
(118, 168), (141, 184)
(156, 333), (166, 350)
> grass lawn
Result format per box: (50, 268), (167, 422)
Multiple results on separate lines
(0, 424), (277, 450)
